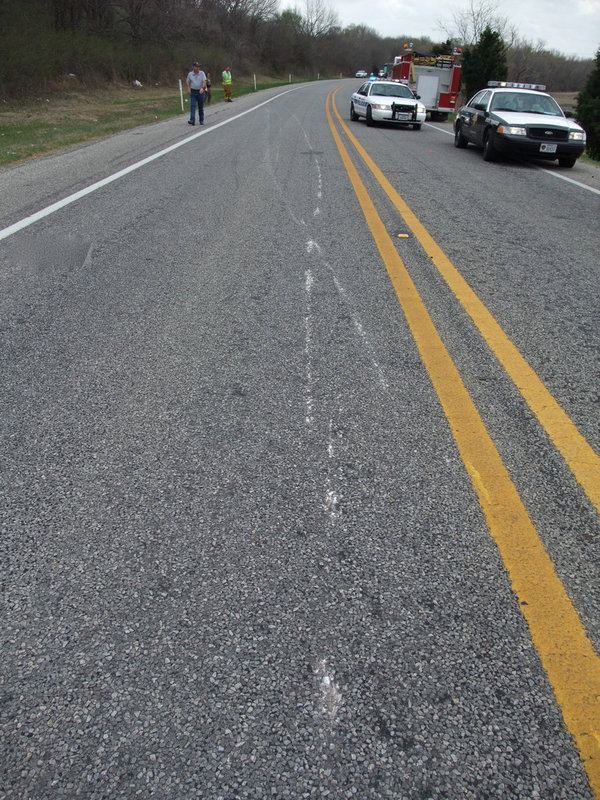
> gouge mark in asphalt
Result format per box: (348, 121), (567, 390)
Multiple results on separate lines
(325, 88), (600, 798)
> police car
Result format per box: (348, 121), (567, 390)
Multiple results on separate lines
(350, 80), (426, 129)
(454, 82), (586, 167)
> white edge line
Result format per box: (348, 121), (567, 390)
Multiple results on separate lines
(424, 121), (454, 136)
(0, 86), (303, 242)
(537, 165), (600, 195)
(426, 121), (600, 196)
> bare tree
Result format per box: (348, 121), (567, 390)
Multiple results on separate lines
(80, 0), (114, 33)
(440, 0), (516, 46)
(118, 0), (147, 39)
(301, 0), (338, 38)
(247, 0), (278, 22)
(51, 0), (83, 30)
(221, 0), (277, 21)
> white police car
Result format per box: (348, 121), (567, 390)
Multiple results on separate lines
(454, 82), (586, 167)
(350, 80), (426, 129)
(355, 69), (368, 78)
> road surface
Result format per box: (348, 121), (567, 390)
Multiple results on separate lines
(1, 80), (599, 799)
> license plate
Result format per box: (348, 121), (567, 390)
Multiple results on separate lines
(394, 112), (411, 120)
(540, 143), (557, 153)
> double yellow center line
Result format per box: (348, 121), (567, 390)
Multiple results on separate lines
(325, 88), (600, 796)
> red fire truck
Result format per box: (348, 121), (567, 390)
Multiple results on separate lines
(385, 48), (462, 120)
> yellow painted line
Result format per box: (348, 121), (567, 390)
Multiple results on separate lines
(325, 89), (600, 797)
(332, 92), (600, 517)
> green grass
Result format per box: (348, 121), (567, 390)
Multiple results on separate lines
(0, 86), (183, 166)
(0, 78), (297, 167)
(579, 153), (600, 166)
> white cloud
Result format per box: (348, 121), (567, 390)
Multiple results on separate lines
(576, 0), (600, 13)
(326, 0), (600, 58)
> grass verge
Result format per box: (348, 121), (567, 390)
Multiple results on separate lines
(0, 78), (296, 168)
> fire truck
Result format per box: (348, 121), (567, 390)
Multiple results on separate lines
(385, 47), (462, 120)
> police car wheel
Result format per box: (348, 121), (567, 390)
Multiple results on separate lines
(413, 123), (422, 130)
(482, 130), (497, 162)
(350, 103), (359, 121)
(558, 157), (576, 168)
(366, 106), (374, 127)
(454, 123), (468, 148)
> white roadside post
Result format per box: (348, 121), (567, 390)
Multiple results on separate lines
(179, 79), (184, 112)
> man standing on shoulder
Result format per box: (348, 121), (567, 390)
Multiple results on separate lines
(186, 61), (207, 125)
(222, 66), (232, 102)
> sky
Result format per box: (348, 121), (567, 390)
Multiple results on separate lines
(326, 0), (600, 59)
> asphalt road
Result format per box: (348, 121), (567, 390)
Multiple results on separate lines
(1, 81), (599, 799)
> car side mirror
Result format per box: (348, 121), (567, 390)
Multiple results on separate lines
(415, 94), (421, 99)
(473, 102), (486, 111)
(563, 109), (574, 118)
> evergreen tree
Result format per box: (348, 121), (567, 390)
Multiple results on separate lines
(576, 47), (600, 160)
(433, 39), (455, 56)
(461, 25), (507, 100)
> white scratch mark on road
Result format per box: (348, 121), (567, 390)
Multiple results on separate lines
(314, 658), (342, 724)
(305, 269), (314, 292)
(325, 489), (341, 516)
(304, 268), (315, 426)
(324, 419), (343, 520)
(333, 276), (389, 390)
(299, 124), (323, 211)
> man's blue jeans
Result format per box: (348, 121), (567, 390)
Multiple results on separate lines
(190, 90), (204, 124)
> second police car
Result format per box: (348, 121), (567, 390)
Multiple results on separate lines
(454, 82), (586, 167)
(350, 80), (426, 129)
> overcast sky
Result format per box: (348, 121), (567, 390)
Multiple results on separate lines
(325, 0), (600, 59)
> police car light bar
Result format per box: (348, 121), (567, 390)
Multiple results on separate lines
(487, 81), (546, 91)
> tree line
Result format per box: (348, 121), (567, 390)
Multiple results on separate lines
(0, 0), (595, 98)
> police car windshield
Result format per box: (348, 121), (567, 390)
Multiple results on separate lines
(490, 91), (563, 116)
(371, 84), (413, 98)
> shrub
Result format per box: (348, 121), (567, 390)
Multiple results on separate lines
(461, 26), (508, 100)
(576, 47), (600, 160)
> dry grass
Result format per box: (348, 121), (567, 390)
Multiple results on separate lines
(0, 85), (188, 166)
(551, 91), (579, 110)
(0, 77), (297, 167)
(2, 85), (180, 123)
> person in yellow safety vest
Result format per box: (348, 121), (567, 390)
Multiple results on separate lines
(222, 67), (232, 102)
